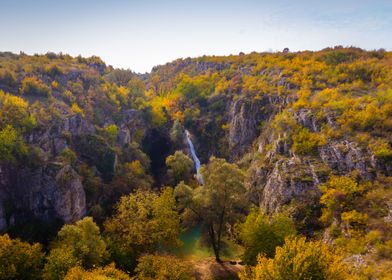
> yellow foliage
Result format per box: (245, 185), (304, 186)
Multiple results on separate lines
(71, 102), (84, 117)
(51, 80), (59, 89)
(64, 264), (130, 280)
(239, 237), (349, 280)
(0, 234), (44, 280)
(135, 254), (195, 280)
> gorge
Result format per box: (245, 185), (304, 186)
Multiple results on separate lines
(0, 47), (391, 279)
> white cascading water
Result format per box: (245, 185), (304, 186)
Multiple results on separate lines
(185, 130), (204, 185)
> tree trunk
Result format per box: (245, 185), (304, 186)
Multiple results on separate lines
(209, 224), (221, 262)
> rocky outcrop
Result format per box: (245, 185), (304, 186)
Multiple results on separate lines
(249, 153), (322, 214)
(228, 97), (274, 159)
(319, 140), (375, 180)
(117, 109), (149, 146)
(248, 106), (390, 232)
(26, 114), (95, 156)
(0, 164), (86, 231)
(54, 165), (86, 222)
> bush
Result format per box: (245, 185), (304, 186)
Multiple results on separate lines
(240, 237), (349, 280)
(134, 254), (195, 280)
(0, 125), (27, 163)
(20, 76), (51, 96)
(238, 209), (296, 265)
(0, 69), (16, 87)
(292, 127), (326, 155)
(369, 139), (392, 160)
(105, 124), (118, 143)
(0, 91), (30, 129)
(58, 147), (77, 166)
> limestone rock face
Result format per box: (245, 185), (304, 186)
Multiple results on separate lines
(247, 107), (390, 231)
(54, 165), (86, 223)
(228, 97), (274, 159)
(319, 140), (374, 179)
(0, 164), (86, 231)
(26, 114), (95, 156)
(253, 158), (319, 213)
(117, 109), (149, 146)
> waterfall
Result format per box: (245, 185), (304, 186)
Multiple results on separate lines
(185, 130), (203, 184)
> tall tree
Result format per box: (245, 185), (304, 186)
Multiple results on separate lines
(166, 151), (193, 185)
(43, 217), (108, 280)
(0, 234), (44, 280)
(104, 188), (181, 271)
(175, 157), (247, 262)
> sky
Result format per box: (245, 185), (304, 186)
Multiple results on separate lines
(0, 0), (391, 73)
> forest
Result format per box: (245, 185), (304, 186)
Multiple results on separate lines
(0, 47), (391, 279)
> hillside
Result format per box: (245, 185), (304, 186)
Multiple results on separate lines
(0, 47), (391, 279)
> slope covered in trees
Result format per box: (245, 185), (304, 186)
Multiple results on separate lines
(0, 47), (391, 279)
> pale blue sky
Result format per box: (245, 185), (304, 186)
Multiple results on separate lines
(0, 0), (391, 72)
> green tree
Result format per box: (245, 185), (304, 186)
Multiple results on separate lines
(105, 124), (119, 144)
(0, 125), (27, 163)
(175, 157), (247, 262)
(319, 175), (364, 226)
(104, 188), (181, 271)
(134, 254), (195, 280)
(166, 151), (193, 185)
(170, 120), (184, 145)
(57, 147), (77, 166)
(0, 234), (44, 280)
(239, 237), (348, 280)
(44, 217), (108, 280)
(43, 248), (79, 280)
(238, 208), (296, 265)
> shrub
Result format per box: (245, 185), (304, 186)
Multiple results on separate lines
(368, 139), (392, 160)
(0, 125), (27, 163)
(134, 254), (195, 280)
(341, 210), (368, 232)
(238, 209), (296, 265)
(71, 102), (84, 117)
(20, 76), (51, 96)
(240, 237), (349, 280)
(105, 124), (118, 143)
(58, 147), (77, 166)
(0, 69), (16, 87)
(292, 127), (326, 155)
(0, 90), (30, 128)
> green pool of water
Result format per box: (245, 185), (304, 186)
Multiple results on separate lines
(175, 225), (243, 260)
(175, 225), (212, 258)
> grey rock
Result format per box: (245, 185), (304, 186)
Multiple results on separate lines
(228, 97), (275, 159)
(319, 140), (374, 179)
(54, 165), (86, 223)
(117, 109), (148, 146)
(0, 164), (86, 230)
